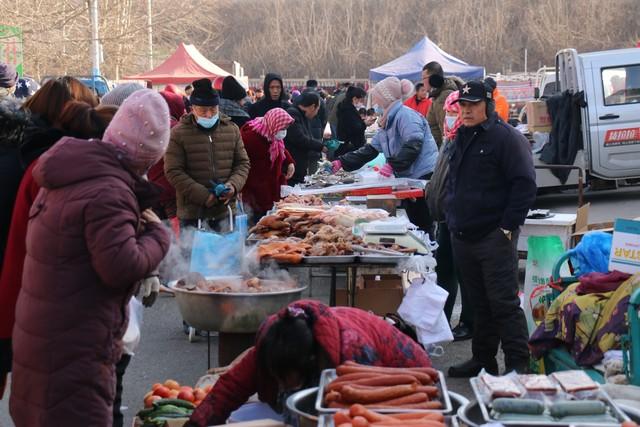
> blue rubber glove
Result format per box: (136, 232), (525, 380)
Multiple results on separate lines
(209, 181), (231, 197)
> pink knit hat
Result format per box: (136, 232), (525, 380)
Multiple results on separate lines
(103, 89), (170, 171)
(370, 77), (414, 109)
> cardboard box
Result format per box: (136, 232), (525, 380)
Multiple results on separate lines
(362, 274), (403, 289)
(336, 274), (404, 315)
(570, 203), (615, 245)
(526, 100), (552, 133)
(609, 219), (640, 274)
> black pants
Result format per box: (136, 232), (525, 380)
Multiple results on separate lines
(451, 228), (529, 368)
(435, 223), (474, 327)
(113, 353), (131, 427)
(402, 173), (434, 239)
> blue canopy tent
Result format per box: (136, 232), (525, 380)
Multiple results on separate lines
(369, 37), (485, 82)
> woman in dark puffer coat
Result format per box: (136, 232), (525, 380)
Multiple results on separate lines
(9, 90), (171, 427)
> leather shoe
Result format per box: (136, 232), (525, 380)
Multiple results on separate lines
(452, 323), (473, 341)
(448, 358), (498, 378)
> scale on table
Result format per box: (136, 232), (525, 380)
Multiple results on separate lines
(359, 221), (431, 255)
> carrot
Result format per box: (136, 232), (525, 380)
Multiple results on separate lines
(352, 416), (370, 427)
(349, 404), (393, 423)
(371, 422), (445, 427)
(414, 385), (439, 397)
(387, 413), (445, 421)
(340, 374), (419, 389)
(327, 373), (391, 392)
(369, 401), (443, 410)
(324, 390), (341, 404)
(333, 411), (352, 425)
(369, 392), (428, 406)
(343, 361), (439, 380)
(341, 384), (417, 404)
(336, 366), (433, 385)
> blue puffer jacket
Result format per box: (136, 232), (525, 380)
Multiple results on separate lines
(340, 101), (438, 179)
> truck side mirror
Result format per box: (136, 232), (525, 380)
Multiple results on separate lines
(534, 87), (540, 99)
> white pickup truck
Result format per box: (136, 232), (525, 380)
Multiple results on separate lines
(534, 47), (640, 191)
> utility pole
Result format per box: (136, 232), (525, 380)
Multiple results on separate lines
(524, 48), (528, 74)
(89, 0), (100, 77)
(147, 0), (153, 69)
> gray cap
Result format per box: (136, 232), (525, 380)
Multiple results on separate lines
(0, 62), (18, 88)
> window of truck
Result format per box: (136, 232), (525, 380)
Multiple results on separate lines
(602, 64), (640, 106)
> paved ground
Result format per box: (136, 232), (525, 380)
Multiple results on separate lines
(2, 185), (640, 426)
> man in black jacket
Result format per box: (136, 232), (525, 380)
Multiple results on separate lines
(247, 73), (290, 119)
(285, 91), (327, 185)
(303, 79), (327, 174)
(445, 80), (537, 377)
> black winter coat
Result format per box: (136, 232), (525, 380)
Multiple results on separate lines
(247, 73), (290, 119)
(445, 113), (536, 241)
(284, 106), (325, 185)
(336, 100), (366, 156)
(0, 102), (62, 273)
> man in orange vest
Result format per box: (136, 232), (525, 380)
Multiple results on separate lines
(485, 77), (509, 122)
(404, 82), (432, 118)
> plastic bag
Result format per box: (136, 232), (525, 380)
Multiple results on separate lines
(567, 231), (612, 276)
(122, 297), (143, 355)
(398, 273), (453, 346)
(190, 228), (244, 277)
(523, 236), (568, 334)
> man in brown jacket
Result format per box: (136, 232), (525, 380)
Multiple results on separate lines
(422, 61), (464, 147)
(165, 78), (250, 230)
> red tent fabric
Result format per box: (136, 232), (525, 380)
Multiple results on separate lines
(123, 43), (230, 84)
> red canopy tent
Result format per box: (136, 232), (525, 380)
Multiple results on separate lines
(123, 43), (230, 85)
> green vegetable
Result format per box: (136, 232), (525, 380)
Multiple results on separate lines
(152, 398), (196, 410)
(492, 398), (545, 415)
(549, 400), (607, 417)
(136, 407), (155, 418)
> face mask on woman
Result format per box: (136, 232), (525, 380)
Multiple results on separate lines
(275, 130), (287, 140)
(445, 116), (457, 129)
(373, 104), (384, 115)
(197, 114), (219, 129)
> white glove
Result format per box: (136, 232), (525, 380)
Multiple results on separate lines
(139, 275), (160, 307)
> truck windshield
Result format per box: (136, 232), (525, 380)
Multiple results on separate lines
(602, 64), (640, 106)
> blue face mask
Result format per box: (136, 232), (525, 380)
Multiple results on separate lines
(197, 114), (219, 129)
(373, 104), (384, 115)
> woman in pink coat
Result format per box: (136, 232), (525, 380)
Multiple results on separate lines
(9, 89), (171, 427)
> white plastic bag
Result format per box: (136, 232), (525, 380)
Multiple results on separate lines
(122, 297), (143, 355)
(398, 273), (453, 346)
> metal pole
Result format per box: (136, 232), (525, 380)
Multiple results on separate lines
(524, 48), (528, 74)
(147, 0), (153, 69)
(89, 0), (100, 77)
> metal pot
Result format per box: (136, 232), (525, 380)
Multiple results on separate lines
(169, 279), (307, 333)
(285, 387), (319, 427)
(457, 401), (484, 427)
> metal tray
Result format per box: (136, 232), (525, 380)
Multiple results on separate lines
(303, 255), (357, 264)
(469, 377), (630, 426)
(316, 368), (452, 414)
(357, 254), (409, 264)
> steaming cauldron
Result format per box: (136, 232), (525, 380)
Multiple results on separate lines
(169, 277), (307, 333)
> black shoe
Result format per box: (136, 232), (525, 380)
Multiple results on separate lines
(452, 323), (473, 341)
(448, 358), (498, 378)
(505, 361), (530, 374)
